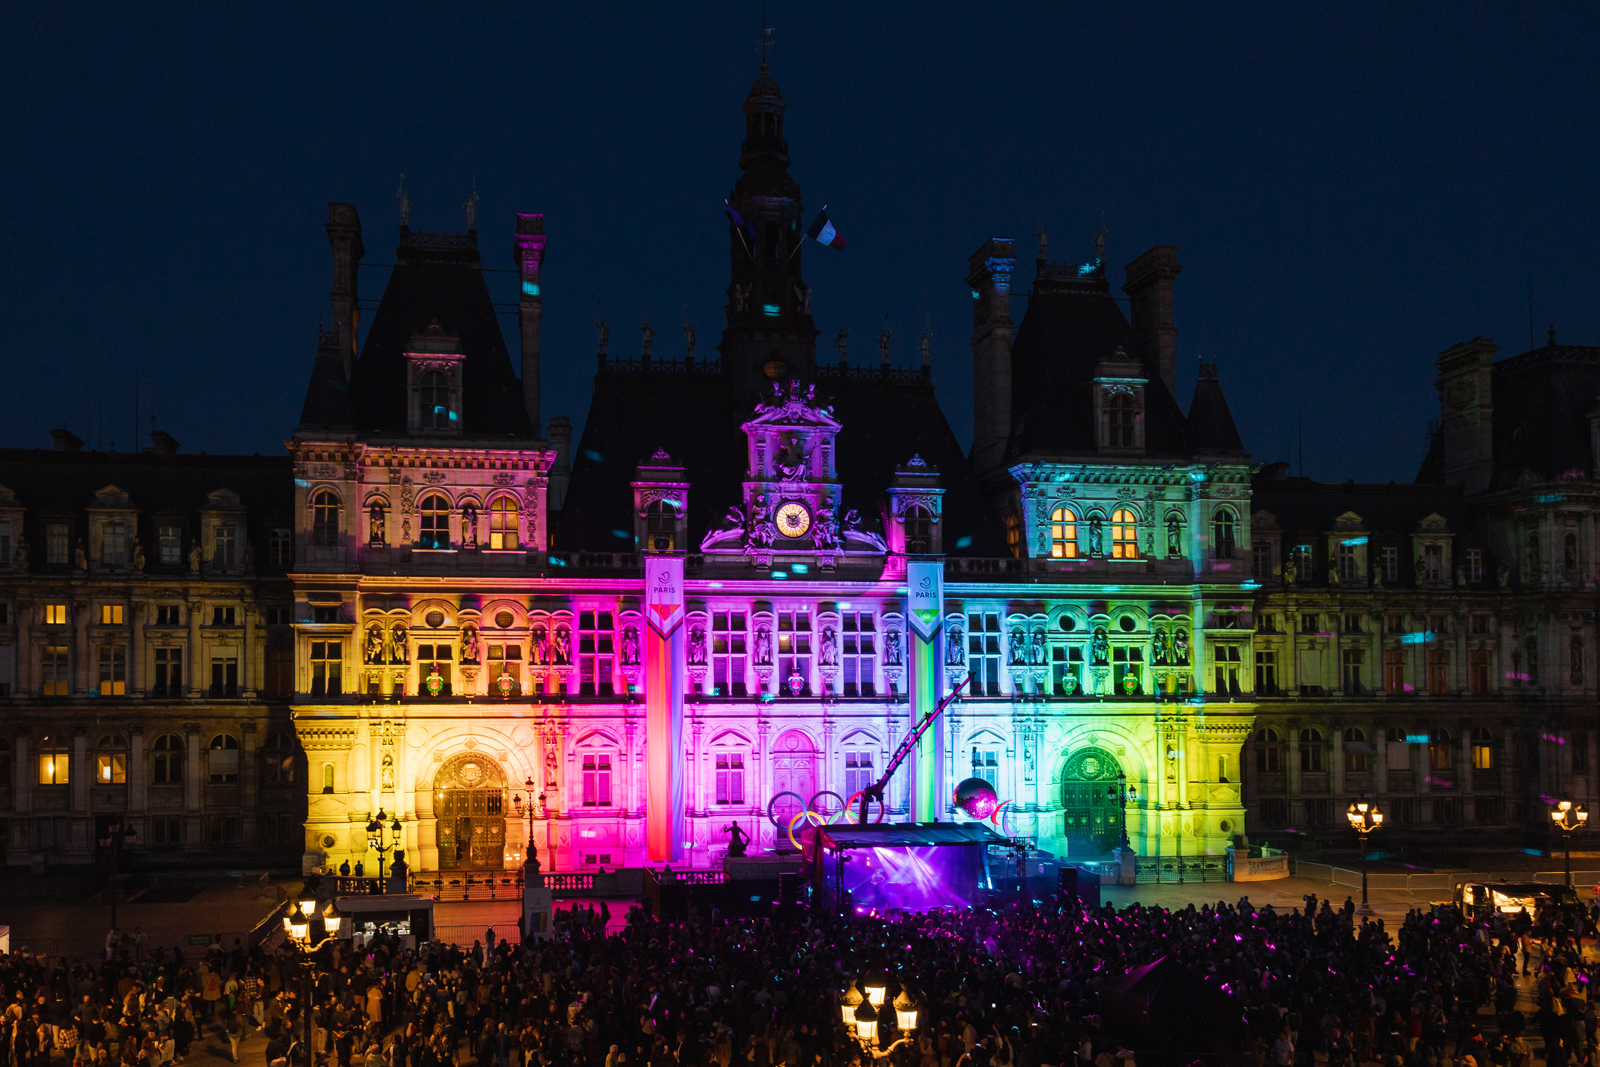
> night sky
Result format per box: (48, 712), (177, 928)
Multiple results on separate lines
(5, 5), (1597, 483)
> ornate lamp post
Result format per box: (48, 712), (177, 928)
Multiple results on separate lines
(98, 816), (137, 932)
(1106, 772), (1138, 849)
(1551, 799), (1588, 886)
(512, 778), (540, 875)
(283, 891), (338, 1067)
(364, 809), (404, 883)
(1345, 799), (1384, 915)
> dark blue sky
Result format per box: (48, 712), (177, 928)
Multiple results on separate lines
(4, 5), (1596, 482)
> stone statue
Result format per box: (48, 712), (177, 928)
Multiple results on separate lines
(1091, 629), (1110, 666)
(1037, 225), (1048, 259)
(883, 627), (902, 666)
(620, 627), (640, 666)
(1029, 627), (1046, 666)
(366, 625), (384, 664)
(1152, 627), (1169, 666)
(1497, 561), (1511, 589)
(462, 190), (479, 229)
(461, 504), (479, 548)
(369, 504), (386, 545)
(683, 321), (696, 357)
(834, 325), (848, 361)
(753, 626), (773, 665)
(75, 541), (88, 571)
(187, 543), (202, 574)
(1173, 628), (1190, 666)
(640, 321), (654, 359)
(242, 538), (253, 570)
(725, 822), (750, 858)
(688, 626), (708, 665)
(1008, 627), (1025, 665)
(461, 624), (480, 664)
(1415, 556), (1427, 586)
(544, 743), (559, 790)
(794, 283), (811, 315)
(396, 173), (411, 226)
(1328, 557), (1340, 585)
(381, 752), (395, 790)
(596, 316), (609, 354)
(1166, 517), (1181, 556)
(1094, 226), (1107, 261)
(918, 331), (932, 367)
(1088, 517), (1104, 556)
(733, 283), (750, 313)
(945, 622), (964, 666)
(1282, 556), (1298, 585)
(1573, 635), (1585, 685)
(553, 626), (571, 664)
(392, 625), (409, 664)
(131, 539), (145, 572)
(819, 627), (838, 666)
(876, 324), (892, 364)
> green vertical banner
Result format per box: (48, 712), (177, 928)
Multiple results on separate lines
(907, 561), (945, 823)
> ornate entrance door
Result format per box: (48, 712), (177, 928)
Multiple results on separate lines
(769, 730), (817, 832)
(435, 753), (507, 871)
(1061, 748), (1123, 854)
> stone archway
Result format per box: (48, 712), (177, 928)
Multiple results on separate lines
(434, 752), (507, 871)
(1060, 748), (1124, 855)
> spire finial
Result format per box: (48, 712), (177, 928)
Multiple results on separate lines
(396, 173), (411, 227)
(759, 11), (774, 73)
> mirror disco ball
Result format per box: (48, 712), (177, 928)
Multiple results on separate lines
(953, 777), (999, 820)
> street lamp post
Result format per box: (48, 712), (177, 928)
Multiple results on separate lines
(1106, 772), (1138, 850)
(1345, 799), (1384, 915)
(512, 777), (540, 875)
(1551, 799), (1589, 886)
(364, 810), (404, 884)
(98, 817), (136, 933)
(283, 891), (337, 1067)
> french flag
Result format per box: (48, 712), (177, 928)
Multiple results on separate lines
(806, 205), (846, 249)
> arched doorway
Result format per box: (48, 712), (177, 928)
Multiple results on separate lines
(1061, 748), (1124, 854)
(435, 753), (507, 871)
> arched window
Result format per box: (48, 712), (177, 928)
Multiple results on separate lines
(1049, 507), (1078, 559)
(312, 491), (340, 547)
(37, 733), (68, 785)
(420, 370), (451, 430)
(1212, 509), (1237, 559)
(489, 497), (520, 551)
(322, 763), (334, 793)
(1254, 728), (1281, 773)
(96, 733), (128, 785)
(419, 495), (450, 550)
(905, 505), (933, 554)
(263, 732), (297, 784)
(1342, 727), (1367, 773)
(645, 501), (678, 552)
(1004, 513), (1022, 558)
(1107, 393), (1135, 448)
(1299, 728), (1323, 772)
(208, 734), (240, 783)
(1429, 728), (1453, 772)
(151, 734), (184, 784)
(764, 220), (781, 261)
(1472, 727), (1494, 770)
(1111, 509), (1139, 559)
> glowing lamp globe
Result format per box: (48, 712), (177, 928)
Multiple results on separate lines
(953, 777), (999, 820)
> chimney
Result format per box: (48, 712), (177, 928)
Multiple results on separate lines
(1435, 337), (1497, 495)
(325, 203), (365, 380)
(966, 238), (1017, 475)
(514, 213), (546, 436)
(547, 415), (573, 512)
(1122, 246), (1181, 396)
(149, 430), (180, 456)
(50, 428), (84, 452)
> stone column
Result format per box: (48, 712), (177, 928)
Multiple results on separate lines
(13, 731), (30, 815)
(129, 726), (147, 814)
(187, 599), (204, 695)
(1373, 725), (1389, 795)
(130, 599), (146, 696)
(185, 724), (202, 814)
(1330, 722), (1346, 800)
(242, 606), (257, 696)
(241, 721), (259, 839)
(73, 600), (89, 695)
(16, 605), (30, 694)
(72, 729), (88, 813)
(1286, 722), (1302, 799)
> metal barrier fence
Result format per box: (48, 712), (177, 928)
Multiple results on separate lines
(1134, 857), (1229, 883)
(1292, 861), (1600, 895)
(431, 924), (522, 948)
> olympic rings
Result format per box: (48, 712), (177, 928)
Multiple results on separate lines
(785, 809), (827, 850)
(808, 790), (847, 823)
(766, 791), (808, 827)
(842, 789), (887, 825)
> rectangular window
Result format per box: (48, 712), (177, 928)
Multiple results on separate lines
(95, 753), (127, 785)
(1254, 648), (1277, 694)
(1471, 614), (1491, 635)
(265, 646), (292, 698)
(714, 754), (745, 804)
(310, 641), (342, 696)
(1341, 648), (1364, 693)
(971, 748), (999, 788)
(46, 523), (68, 565)
(711, 611), (748, 697)
(96, 646), (127, 696)
(1300, 613), (1320, 634)
(1426, 648), (1448, 693)
(159, 524), (182, 564)
(1336, 543), (1359, 582)
(967, 612), (1002, 696)
(1424, 543), (1443, 581)
(1303, 799), (1334, 827)
(1051, 646), (1084, 695)
(214, 524), (237, 566)
(841, 611), (876, 697)
(45, 603), (67, 626)
(154, 647), (183, 697)
(1290, 544), (1313, 581)
(578, 610), (615, 696)
(101, 521), (129, 565)
(1258, 798), (1288, 829)
(1384, 648), (1405, 693)
(776, 610), (812, 697)
(156, 605), (181, 626)
(1341, 613), (1363, 634)
(38, 752), (67, 785)
(35, 816), (70, 850)
(206, 816), (240, 845)
(844, 752), (875, 797)
(212, 606), (237, 626)
(1476, 797), (1504, 825)
(1473, 737), (1495, 771)
(41, 645), (70, 696)
(416, 644), (450, 696)
(1384, 613), (1404, 634)
(1252, 541), (1273, 579)
(1431, 798), (1460, 825)
(312, 606), (339, 623)
(265, 608), (291, 626)
(209, 656), (239, 697)
(1212, 645), (1240, 695)
(1465, 548), (1483, 584)
(268, 527), (292, 567)
(100, 604), (123, 625)
(487, 644), (522, 696)
(151, 816), (182, 846)
(0, 522), (10, 566)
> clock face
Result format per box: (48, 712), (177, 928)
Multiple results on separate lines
(774, 501), (812, 539)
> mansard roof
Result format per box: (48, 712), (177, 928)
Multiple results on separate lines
(1186, 361), (1246, 455)
(342, 228), (534, 440)
(554, 361), (1006, 557)
(1006, 261), (1192, 458)
(1253, 466), (1470, 540)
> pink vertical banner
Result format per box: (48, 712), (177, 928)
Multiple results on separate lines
(644, 555), (686, 862)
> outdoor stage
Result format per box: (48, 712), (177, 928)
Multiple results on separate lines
(802, 822), (1014, 911)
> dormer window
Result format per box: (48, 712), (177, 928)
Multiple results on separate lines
(420, 371), (452, 430)
(1107, 394), (1135, 448)
(645, 501), (679, 552)
(404, 325), (465, 436)
(905, 506), (933, 554)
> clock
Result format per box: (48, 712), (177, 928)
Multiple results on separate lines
(774, 501), (812, 539)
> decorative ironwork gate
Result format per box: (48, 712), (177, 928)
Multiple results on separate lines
(435, 753), (507, 871)
(1061, 748), (1122, 854)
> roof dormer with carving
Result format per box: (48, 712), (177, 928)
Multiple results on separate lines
(699, 380), (886, 565)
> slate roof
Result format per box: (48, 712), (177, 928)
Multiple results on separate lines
(299, 228), (535, 441)
(0, 445), (293, 575)
(1186, 362), (1246, 454)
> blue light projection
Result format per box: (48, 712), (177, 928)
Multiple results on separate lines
(1341, 536), (1368, 546)
(955, 536), (973, 548)
(762, 304), (780, 316)
(1077, 260), (1100, 276)
(772, 570), (788, 580)
(522, 281), (540, 297)
(1400, 631), (1439, 645)
(791, 563), (809, 574)
(584, 449), (604, 462)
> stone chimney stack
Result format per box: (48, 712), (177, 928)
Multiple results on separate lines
(547, 415), (573, 512)
(1435, 337), (1497, 495)
(325, 203), (365, 380)
(1122, 246), (1181, 396)
(514, 213), (546, 436)
(966, 238), (1016, 476)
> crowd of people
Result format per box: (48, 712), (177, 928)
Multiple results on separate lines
(0, 887), (1594, 1067)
